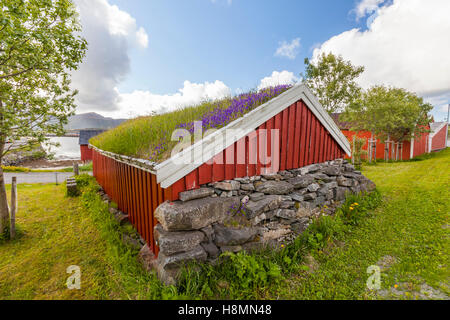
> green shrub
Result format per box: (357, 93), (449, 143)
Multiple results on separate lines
(1, 166), (30, 173)
(299, 215), (346, 250)
(336, 190), (382, 225)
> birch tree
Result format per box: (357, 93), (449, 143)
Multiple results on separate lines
(0, 0), (87, 236)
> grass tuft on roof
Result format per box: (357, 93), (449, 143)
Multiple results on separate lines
(90, 85), (291, 162)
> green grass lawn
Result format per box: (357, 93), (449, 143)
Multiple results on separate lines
(0, 184), (115, 299)
(266, 149), (449, 299)
(0, 149), (448, 300)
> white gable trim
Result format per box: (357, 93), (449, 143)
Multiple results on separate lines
(430, 122), (448, 138)
(154, 84), (351, 189)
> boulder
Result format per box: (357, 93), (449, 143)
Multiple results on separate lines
(249, 192), (265, 201)
(214, 180), (241, 191)
(307, 183), (320, 192)
(287, 175), (315, 189)
(240, 183), (255, 191)
(255, 180), (294, 195)
(337, 176), (353, 187)
(335, 187), (350, 201)
(156, 245), (207, 271)
(213, 224), (258, 246)
(179, 188), (215, 202)
(275, 209), (298, 220)
(323, 166), (341, 176)
(245, 195), (282, 218)
(155, 197), (240, 231)
(155, 224), (205, 256)
(201, 242), (220, 258)
(261, 173), (283, 180)
(303, 193), (317, 201)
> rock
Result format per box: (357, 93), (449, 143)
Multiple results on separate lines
(303, 193), (317, 201)
(157, 245), (207, 270)
(359, 177), (376, 192)
(275, 209), (298, 220)
(261, 173), (283, 180)
(255, 180), (294, 195)
(344, 164), (355, 172)
(262, 228), (291, 242)
(280, 201), (295, 209)
(245, 195), (282, 219)
(155, 197), (240, 231)
(138, 244), (156, 273)
(298, 201), (316, 211)
(307, 183), (320, 192)
(249, 176), (261, 182)
(289, 192), (304, 202)
(303, 164), (321, 174)
(335, 187), (350, 201)
(241, 195), (250, 204)
(213, 224), (258, 246)
(297, 206), (314, 218)
(179, 188), (215, 202)
(323, 166), (341, 176)
(201, 242), (220, 258)
(220, 245), (243, 253)
(214, 180), (241, 191)
(314, 196), (326, 207)
(337, 176), (353, 187)
(234, 177), (250, 184)
(240, 183), (255, 191)
(200, 225), (215, 242)
(123, 234), (143, 251)
(291, 219), (310, 234)
(249, 192), (265, 201)
(287, 175), (315, 189)
(155, 224), (205, 256)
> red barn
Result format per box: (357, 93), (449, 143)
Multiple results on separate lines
(92, 85), (352, 254)
(331, 113), (431, 161)
(429, 122), (448, 152)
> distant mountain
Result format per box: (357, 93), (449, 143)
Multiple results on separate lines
(65, 112), (126, 130)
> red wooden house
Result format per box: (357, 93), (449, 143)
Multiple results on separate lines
(331, 113), (432, 161)
(429, 122), (448, 152)
(92, 85), (351, 254)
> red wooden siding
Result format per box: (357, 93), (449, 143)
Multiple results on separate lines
(80, 145), (93, 162)
(169, 100), (346, 200)
(92, 149), (174, 256)
(341, 128), (432, 161)
(93, 98), (347, 254)
(431, 124), (448, 151)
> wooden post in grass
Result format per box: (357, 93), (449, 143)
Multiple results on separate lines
(73, 162), (79, 176)
(10, 177), (17, 240)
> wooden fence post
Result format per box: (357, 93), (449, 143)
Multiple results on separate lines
(10, 177), (17, 240)
(73, 162), (79, 176)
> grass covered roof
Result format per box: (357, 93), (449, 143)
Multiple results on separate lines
(90, 85), (291, 163)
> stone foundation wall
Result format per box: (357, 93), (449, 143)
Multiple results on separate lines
(146, 159), (376, 285)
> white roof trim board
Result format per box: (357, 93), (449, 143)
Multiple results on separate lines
(430, 122), (448, 138)
(155, 84), (351, 189)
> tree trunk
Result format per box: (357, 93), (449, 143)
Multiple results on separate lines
(0, 140), (10, 235)
(0, 163), (10, 236)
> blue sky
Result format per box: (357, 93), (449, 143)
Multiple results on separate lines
(72, 0), (450, 121)
(109, 0), (363, 94)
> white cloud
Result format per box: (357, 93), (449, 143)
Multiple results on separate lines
(312, 0), (450, 119)
(258, 71), (298, 90)
(354, 0), (386, 19)
(71, 0), (149, 114)
(104, 80), (232, 119)
(275, 38), (301, 60)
